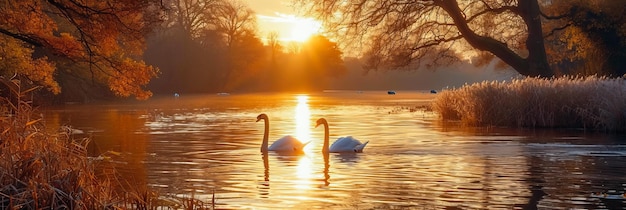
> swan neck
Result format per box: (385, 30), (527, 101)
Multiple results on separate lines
(322, 121), (329, 153)
(261, 118), (269, 153)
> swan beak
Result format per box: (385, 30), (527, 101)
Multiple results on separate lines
(256, 118), (261, 122)
(315, 123), (320, 128)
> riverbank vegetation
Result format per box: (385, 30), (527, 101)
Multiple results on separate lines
(432, 76), (626, 132)
(0, 78), (214, 209)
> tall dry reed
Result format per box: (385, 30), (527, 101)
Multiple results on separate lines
(0, 77), (121, 209)
(432, 75), (626, 131)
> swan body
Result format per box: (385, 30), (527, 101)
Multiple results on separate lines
(330, 136), (369, 153)
(257, 114), (308, 153)
(315, 118), (369, 153)
(268, 135), (305, 151)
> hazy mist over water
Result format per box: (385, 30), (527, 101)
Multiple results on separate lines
(327, 58), (519, 91)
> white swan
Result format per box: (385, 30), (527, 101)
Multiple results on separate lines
(315, 118), (369, 153)
(257, 113), (308, 153)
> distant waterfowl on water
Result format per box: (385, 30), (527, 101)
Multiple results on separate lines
(315, 118), (369, 153)
(256, 113), (309, 153)
(591, 192), (626, 200)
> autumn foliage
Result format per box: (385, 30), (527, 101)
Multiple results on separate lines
(0, 0), (160, 100)
(543, 0), (626, 76)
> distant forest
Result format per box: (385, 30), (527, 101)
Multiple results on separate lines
(1, 0), (625, 104)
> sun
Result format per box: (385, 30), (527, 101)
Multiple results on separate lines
(256, 13), (322, 43)
(288, 17), (322, 42)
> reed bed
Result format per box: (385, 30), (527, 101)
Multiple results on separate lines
(1, 77), (213, 209)
(432, 75), (626, 131)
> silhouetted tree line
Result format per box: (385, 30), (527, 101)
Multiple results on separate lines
(2, 0), (625, 103)
(144, 0), (345, 95)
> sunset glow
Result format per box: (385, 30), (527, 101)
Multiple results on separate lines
(289, 17), (322, 42)
(257, 14), (322, 42)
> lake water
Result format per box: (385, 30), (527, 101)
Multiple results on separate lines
(43, 91), (626, 209)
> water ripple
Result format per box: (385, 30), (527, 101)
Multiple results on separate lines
(43, 92), (626, 209)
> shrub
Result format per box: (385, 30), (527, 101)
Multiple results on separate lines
(432, 75), (626, 131)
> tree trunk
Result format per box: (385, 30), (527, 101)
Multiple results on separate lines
(438, 0), (554, 77)
(518, 0), (554, 77)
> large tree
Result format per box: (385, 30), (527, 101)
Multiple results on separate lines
(297, 0), (554, 77)
(209, 0), (262, 90)
(301, 35), (346, 78)
(161, 0), (220, 39)
(146, 0), (264, 92)
(0, 0), (161, 100)
(543, 0), (626, 76)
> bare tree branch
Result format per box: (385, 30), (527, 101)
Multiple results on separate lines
(544, 23), (571, 38)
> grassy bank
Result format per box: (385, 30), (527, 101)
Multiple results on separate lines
(1, 78), (213, 209)
(432, 76), (626, 132)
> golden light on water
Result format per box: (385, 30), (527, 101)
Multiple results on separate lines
(295, 156), (314, 190)
(294, 95), (312, 152)
(294, 95), (315, 191)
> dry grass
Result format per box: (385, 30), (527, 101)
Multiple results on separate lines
(432, 75), (626, 131)
(1, 78), (108, 209)
(1, 77), (214, 209)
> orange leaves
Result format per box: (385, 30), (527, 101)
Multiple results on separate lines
(0, 1), (57, 38)
(108, 59), (157, 100)
(26, 57), (59, 94)
(0, 0), (162, 100)
(0, 35), (60, 94)
(45, 33), (85, 58)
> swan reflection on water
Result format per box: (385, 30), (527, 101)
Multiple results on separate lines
(258, 152), (308, 198)
(259, 152), (270, 198)
(334, 152), (360, 163)
(259, 150), (331, 196)
(322, 152), (330, 187)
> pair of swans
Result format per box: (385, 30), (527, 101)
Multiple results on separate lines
(256, 113), (369, 153)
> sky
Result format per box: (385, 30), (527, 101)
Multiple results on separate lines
(242, 0), (321, 42)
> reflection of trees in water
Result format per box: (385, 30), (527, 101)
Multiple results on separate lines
(336, 152), (532, 209)
(522, 144), (626, 209)
(429, 125), (625, 208)
(45, 108), (152, 191)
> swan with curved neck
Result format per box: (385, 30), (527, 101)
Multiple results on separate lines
(315, 118), (369, 153)
(256, 113), (308, 153)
